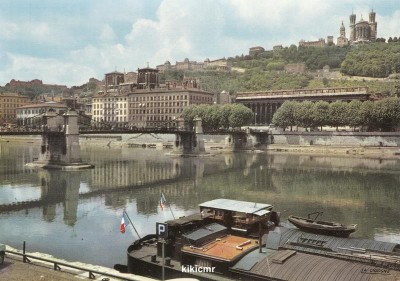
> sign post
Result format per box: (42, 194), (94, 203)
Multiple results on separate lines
(156, 222), (168, 281)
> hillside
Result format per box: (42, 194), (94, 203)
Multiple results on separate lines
(0, 78), (102, 100)
(160, 42), (400, 96)
(2, 42), (399, 98)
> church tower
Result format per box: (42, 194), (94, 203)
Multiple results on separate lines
(369, 9), (377, 41)
(340, 21), (346, 37)
(349, 11), (356, 43)
(337, 21), (349, 47)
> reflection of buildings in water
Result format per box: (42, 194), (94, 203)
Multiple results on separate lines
(89, 158), (183, 191)
(269, 154), (400, 173)
(224, 154), (233, 168)
(192, 158), (204, 186)
(129, 156), (273, 215)
(251, 165), (275, 191)
(8, 152), (273, 220)
(135, 181), (196, 215)
(224, 153), (260, 171)
(0, 143), (37, 183)
(39, 170), (80, 226)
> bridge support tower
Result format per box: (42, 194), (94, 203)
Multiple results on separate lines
(224, 128), (269, 151)
(27, 109), (94, 170)
(172, 117), (207, 156)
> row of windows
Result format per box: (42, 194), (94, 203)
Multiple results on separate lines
(16, 109), (43, 115)
(93, 110), (128, 115)
(93, 101), (190, 109)
(93, 95), (189, 103)
(130, 102), (188, 107)
(93, 108), (184, 116)
(92, 115), (176, 122)
(0, 103), (26, 108)
(0, 98), (27, 102)
(0, 109), (16, 114)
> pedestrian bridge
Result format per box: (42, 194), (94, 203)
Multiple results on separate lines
(2, 109), (269, 167)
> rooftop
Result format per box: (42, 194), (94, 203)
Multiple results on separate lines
(182, 234), (258, 262)
(199, 199), (273, 215)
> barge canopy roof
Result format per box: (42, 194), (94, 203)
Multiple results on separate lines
(199, 199), (272, 215)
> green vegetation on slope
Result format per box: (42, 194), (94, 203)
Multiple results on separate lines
(341, 43), (400, 78)
(160, 42), (400, 96)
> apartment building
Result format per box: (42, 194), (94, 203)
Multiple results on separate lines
(0, 93), (30, 126)
(16, 102), (68, 127)
(92, 67), (214, 128)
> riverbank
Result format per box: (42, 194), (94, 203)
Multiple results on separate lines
(0, 246), (158, 281)
(267, 144), (400, 159)
(2, 135), (400, 159)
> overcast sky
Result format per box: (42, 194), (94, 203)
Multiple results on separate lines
(1, 0), (399, 87)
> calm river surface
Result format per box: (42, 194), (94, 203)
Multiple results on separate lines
(1, 140), (400, 268)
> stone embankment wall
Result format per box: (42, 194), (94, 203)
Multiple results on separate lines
(271, 131), (400, 147)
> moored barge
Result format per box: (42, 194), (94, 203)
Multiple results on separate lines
(123, 199), (400, 281)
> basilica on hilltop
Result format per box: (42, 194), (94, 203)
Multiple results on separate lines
(300, 9), (378, 48)
(337, 10), (377, 46)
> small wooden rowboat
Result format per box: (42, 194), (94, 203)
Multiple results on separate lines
(288, 214), (357, 238)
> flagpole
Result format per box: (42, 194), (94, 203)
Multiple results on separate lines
(161, 191), (175, 220)
(169, 205), (176, 219)
(124, 209), (141, 239)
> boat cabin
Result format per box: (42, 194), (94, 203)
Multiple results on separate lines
(199, 199), (273, 233)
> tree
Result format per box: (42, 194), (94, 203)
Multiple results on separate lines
(312, 101), (330, 130)
(373, 97), (400, 131)
(206, 105), (223, 130)
(359, 101), (375, 131)
(272, 101), (297, 131)
(228, 104), (254, 128)
(328, 101), (348, 130)
(346, 100), (363, 130)
(182, 104), (254, 130)
(219, 104), (232, 129)
(182, 105), (197, 128)
(293, 101), (314, 130)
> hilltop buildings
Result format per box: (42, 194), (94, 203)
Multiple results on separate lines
(349, 10), (377, 44)
(156, 57), (231, 73)
(299, 10), (378, 48)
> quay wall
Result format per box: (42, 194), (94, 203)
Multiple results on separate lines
(271, 131), (400, 147)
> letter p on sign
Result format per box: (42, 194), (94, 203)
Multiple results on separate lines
(156, 222), (168, 239)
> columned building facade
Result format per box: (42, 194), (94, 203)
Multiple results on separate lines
(235, 87), (370, 125)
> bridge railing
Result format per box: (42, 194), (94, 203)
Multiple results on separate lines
(236, 86), (369, 98)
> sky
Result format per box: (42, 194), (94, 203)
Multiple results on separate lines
(0, 0), (399, 87)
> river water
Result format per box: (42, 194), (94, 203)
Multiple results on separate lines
(1, 140), (400, 268)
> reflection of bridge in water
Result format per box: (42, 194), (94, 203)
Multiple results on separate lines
(0, 153), (261, 225)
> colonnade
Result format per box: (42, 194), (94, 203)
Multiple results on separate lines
(246, 103), (282, 125)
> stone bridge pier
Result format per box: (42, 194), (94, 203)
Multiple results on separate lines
(27, 109), (93, 170)
(172, 117), (206, 156)
(224, 128), (269, 151)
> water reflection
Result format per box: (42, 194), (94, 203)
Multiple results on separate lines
(1, 142), (400, 267)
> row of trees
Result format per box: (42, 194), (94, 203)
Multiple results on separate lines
(181, 104), (253, 130)
(341, 43), (400, 77)
(272, 97), (400, 132)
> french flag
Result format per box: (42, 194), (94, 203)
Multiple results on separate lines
(120, 211), (130, 234)
(159, 192), (166, 210)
